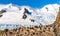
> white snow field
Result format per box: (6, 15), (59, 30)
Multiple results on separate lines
(0, 4), (59, 30)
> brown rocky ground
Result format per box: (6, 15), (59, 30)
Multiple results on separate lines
(0, 23), (60, 36)
(0, 7), (60, 36)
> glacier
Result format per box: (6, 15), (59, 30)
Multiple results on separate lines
(0, 4), (59, 30)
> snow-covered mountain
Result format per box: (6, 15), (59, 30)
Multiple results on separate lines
(0, 4), (60, 30)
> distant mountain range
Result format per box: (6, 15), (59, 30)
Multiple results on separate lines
(0, 4), (60, 30)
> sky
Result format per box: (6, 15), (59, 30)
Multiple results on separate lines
(0, 0), (60, 8)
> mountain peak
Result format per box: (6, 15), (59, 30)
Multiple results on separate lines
(0, 4), (60, 29)
(7, 3), (13, 8)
